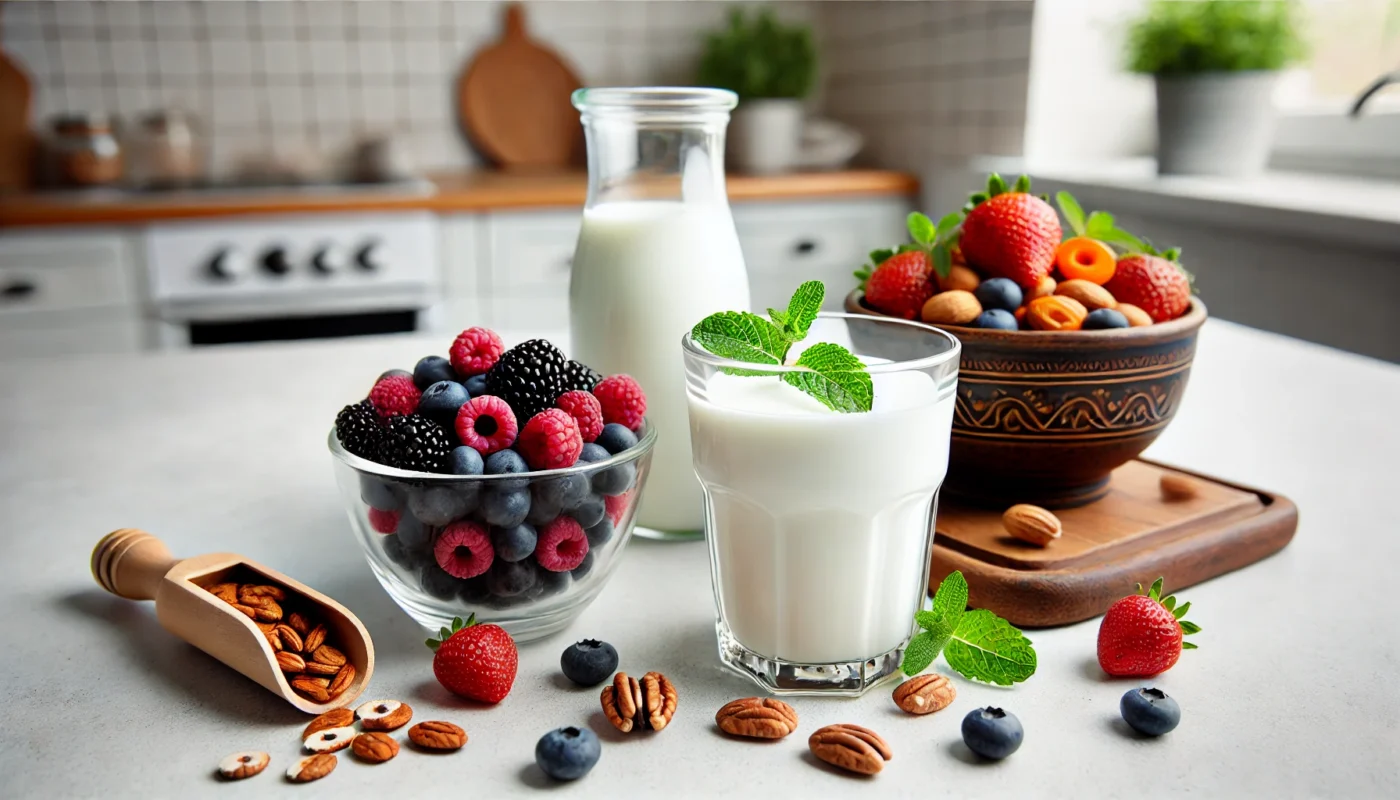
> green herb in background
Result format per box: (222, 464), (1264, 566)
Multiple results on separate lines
(1126, 0), (1308, 75)
(901, 571), (1038, 686)
(695, 8), (817, 100)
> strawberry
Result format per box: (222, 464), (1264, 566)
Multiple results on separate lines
(863, 250), (934, 320)
(1097, 578), (1200, 677)
(426, 614), (518, 704)
(1104, 254), (1192, 323)
(958, 174), (1061, 289)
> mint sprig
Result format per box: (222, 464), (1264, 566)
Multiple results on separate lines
(691, 281), (873, 413)
(900, 570), (1038, 685)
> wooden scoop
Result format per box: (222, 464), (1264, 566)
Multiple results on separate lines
(91, 529), (374, 714)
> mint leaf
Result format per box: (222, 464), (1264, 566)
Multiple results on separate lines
(907, 212), (937, 246)
(779, 280), (824, 341)
(943, 609), (1038, 685)
(928, 570), (969, 628)
(781, 342), (872, 413)
(1056, 191), (1087, 236)
(904, 571), (968, 675)
(900, 631), (940, 676)
(766, 307), (788, 328)
(691, 311), (790, 366)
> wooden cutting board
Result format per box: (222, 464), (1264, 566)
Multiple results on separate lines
(0, 41), (33, 192)
(928, 459), (1298, 627)
(456, 2), (583, 169)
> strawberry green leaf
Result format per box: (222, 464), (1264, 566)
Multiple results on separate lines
(1149, 578), (1164, 601)
(1012, 174), (1032, 193)
(1173, 601), (1191, 619)
(1056, 191), (1087, 236)
(1163, 246), (1182, 262)
(944, 609), (1038, 685)
(868, 248), (895, 266)
(931, 243), (953, 279)
(1182, 641), (1198, 650)
(900, 631), (940, 676)
(426, 638), (440, 651)
(1095, 227), (1149, 253)
(907, 212), (937, 246)
(1162, 595), (1177, 612)
(934, 212), (963, 238)
(988, 173), (1008, 197)
(1179, 620), (1202, 635)
(1085, 211), (1117, 239)
(781, 342), (873, 413)
(692, 311), (791, 366)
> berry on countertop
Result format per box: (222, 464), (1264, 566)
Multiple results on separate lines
(426, 614), (518, 704)
(1120, 687), (1181, 736)
(1083, 308), (1130, 330)
(455, 395), (519, 455)
(571, 494), (606, 529)
(367, 507), (400, 534)
(863, 250), (934, 320)
(595, 423), (638, 455)
(463, 374), (489, 397)
(1097, 578), (1200, 677)
(976, 309), (1019, 331)
(560, 640), (619, 687)
(377, 414), (452, 473)
(447, 445), (484, 476)
(491, 523), (538, 563)
(518, 409), (584, 471)
(578, 443), (610, 463)
(418, 380), (470, 426)
(535, 726), (601, 781)
(605, 491), (634, 526)
(369, 374), (422, 419)
(1104, 254), (1192, 323)
(536, 517), (589, 572)
(481, 487), (531, 528)
(336, 401), (384, 460)
(561, 360), (603, 394)
(959, 174), (1062, 289)
(593, 375), (646, 432)
(485, 339), (570, 421)
(434, 520), (494, 579)
(413, 355), (458, 390)
(961, 707), (1023, 760)
(973, 277), (1024, 312)
(449, 327), (505, 377)
(556, 390), (604, 443)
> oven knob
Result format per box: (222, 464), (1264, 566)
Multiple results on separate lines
(311, 245), (347, 275)
(207, 247), (248, 281)
(261, 246), (293, 277)
(355, 241), (385, 272)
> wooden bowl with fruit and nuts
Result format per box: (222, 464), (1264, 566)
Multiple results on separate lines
(846, 174), (1207, 509)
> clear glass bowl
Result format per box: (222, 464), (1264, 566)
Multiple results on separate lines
(328, 422), (655, 642)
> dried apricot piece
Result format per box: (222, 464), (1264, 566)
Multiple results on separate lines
(1055, 237), (1117, 285)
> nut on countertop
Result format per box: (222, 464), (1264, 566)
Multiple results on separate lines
(892, 673), (956, 715)
(1003, 504), (1062, 546)
(715, 697), (799, 739)
(808, 723), (892, 775)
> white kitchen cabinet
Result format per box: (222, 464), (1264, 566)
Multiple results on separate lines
(438, 213), (484, 299)
(484, 209), (582, 297)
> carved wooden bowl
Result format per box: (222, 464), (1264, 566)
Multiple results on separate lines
(846, 290), (1207, 508)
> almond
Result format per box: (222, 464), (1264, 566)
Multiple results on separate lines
(1160, 473), (1199, 501)
(1056, 279), (1117, 311)
(1029, 275), (1056, 299)
(1002, 504), (1062, 546)
(921, 290), (982, 326)
(291, 677), (331, 703)
(936, 264), (980, 292)
(276, 651), (306, 673)
(303, 624), (327, 654)
(1117, 303), (1154, 327)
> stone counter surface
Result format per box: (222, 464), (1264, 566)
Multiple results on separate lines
(0, 320), (1396, 798)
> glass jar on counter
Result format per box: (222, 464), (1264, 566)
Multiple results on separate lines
(47, 113), (124, 188)
(127, 109), (203, 189)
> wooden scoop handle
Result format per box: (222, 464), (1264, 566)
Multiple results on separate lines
(91, 528), (179, 601)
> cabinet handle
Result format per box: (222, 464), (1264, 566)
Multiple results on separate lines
(794, 240), (818, 255)
(1, 280), (37, 301)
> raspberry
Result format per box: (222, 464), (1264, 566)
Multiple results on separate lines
(536, 517), (589, 572)
(367, 507), (401, 534)
(516, 409), (583, 471)
(605, 490), (635, 526)
(593, 374), (646, 431)
(449, 327), (505, 377)
(369, 374), (422, 419)
(435, 521), (494, 579)
(455, 395), (519, 455)
(555, 390), (604, 443)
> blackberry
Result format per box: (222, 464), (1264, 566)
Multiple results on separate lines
(335, 400), (383, 459)
(485, 339), (569, 420)
(560, 359), (603, 393)
(377, 414), (452, 473)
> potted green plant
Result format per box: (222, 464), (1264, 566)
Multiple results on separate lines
(696, 7), (817, 174)
(1127, 0), (1308, 176)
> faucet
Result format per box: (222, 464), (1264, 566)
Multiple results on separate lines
(1350, 70), (1400, 117)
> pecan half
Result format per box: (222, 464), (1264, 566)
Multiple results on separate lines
(239, 584), (286, 602)
(303, 624), (327, 654)
(327, 664), (355, 699)
(229, 603), (258, 620)
(276, 651), (306, 673)
(303, 661), (339, 676)
(716, 697), (799, 739)
(601, 672), (642, 733)
(351, 732), (400, 763)
(601, 671), (678, 733)
(207, 583), (238, 604)
(250, 599), (283, 623)
(303, 708), (355, 740)
(408, 720), (466, 751)
(287, 611), (311, 635)
(356, 699), (413, 732)
(809, 723), (892, 775)
(312, 644), (346, 667)
(275, 624), (304, 652)
(285, 753), (336, 782)
(893, 674), (957, 715)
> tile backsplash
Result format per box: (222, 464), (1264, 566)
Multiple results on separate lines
(2, 0), (1031, 179)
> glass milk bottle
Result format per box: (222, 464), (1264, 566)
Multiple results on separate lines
(569, 88), (750, 540)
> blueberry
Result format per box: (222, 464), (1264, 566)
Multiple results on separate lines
(560, 639), (619, 687)
(571, 494), (606, 528)
(570, 551), (595, 580)
(447, 445), (484, 476)
(585, 518), (614, 548)
(360, 475), (404, 511)
(488, 559), (537, 597)
(458, 575), (492, 605)
(974, 277), (1023, 312)
(419, 564), (461, 600)
(535, 474), (590, 511)
(382, 534), (429, 569)
(578, 443), (610, 463)
(485, 449), (530, 490)
(1120, 687), (1181, 736)
(591, 463), (635, 496)
(976, 308), (1019, 331)
(463, 374), (489, 398)
(595, 423), (638, 455)
(378, 368), (412, 381)
(481, 487), (530, 527)
(535, 726), (601, 781)
(538, 567), (571, 597)
(1084, 308), (1131, 330)
(525, 491), (563, 526)
(413, 355), (458, 390)
(409, 486), (473, 526)
(396, 514), (432, 551)
(418, 380), (470, 426)
(492, 523), (537, 562)
(961, 707), (1023, 760)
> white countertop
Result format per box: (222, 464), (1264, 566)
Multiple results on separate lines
(1, 321), (1397, 797)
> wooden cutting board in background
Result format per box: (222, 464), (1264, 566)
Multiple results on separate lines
(0, 18), (34, 192)
(456, 2), (583, 169)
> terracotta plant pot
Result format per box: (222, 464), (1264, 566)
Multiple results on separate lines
(846, 290), (1208, 508)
